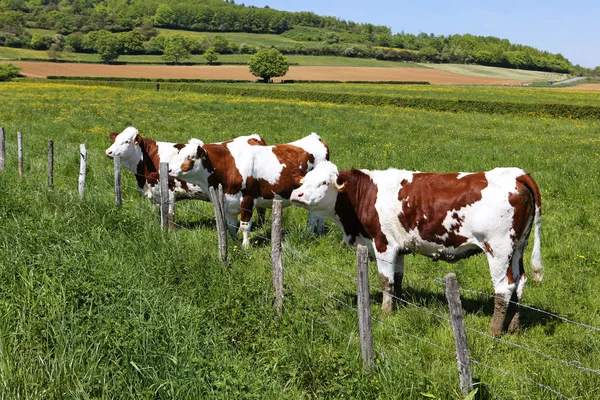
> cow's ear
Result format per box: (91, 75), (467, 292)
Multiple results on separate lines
(196, 146), (207, 159)
(134, 134), (142, 145)
(109, 132), (118, 142)
(336, 176), (347, 192)
(290, 168), (306, 186)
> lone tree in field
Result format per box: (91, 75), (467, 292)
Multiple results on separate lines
(162, 34), (192, 64)
(204, 47), (218, 64)
(248, 47), (289, 83)
(94, 30), (120, 64)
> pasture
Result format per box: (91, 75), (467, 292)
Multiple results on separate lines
(0, 81), (599, 399)
(167, 81), (600, 106)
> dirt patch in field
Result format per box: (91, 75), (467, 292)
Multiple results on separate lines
(558, 84), (600, 91)
(12, 62), (528, 85)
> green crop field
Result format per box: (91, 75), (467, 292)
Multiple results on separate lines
(0, 81), (599, 399)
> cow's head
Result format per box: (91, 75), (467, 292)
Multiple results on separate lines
(105, 126), (142, 161)
(168, 139), (210, 186)
(290, 161), (343, 218)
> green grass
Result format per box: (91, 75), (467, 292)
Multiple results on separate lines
(0, 46), (424, 67)
(75, 79), (597, 107)
(27, 28), (58, 36)
(424, 63), (571, 82)
(0, 81), (599, 398)
(217, 81), (600, 106)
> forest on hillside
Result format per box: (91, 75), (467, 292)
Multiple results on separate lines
(0, 0), (580, 73)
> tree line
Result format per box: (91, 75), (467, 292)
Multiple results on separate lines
(0, 0), (594, 73)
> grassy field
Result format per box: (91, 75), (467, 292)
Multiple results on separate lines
(0, 46), (427, 68)
(0, 43), (578, 82)
(0, 81), (599, 399)
(165, 81), (600, 106)
(425, 63), (570, 82)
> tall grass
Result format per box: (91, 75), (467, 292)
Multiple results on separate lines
(0, 81), (599, 398)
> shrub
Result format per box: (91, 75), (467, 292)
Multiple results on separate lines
(0, 63), (21, 81)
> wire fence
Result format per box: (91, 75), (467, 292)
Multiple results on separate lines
(4, 129), (600, 399)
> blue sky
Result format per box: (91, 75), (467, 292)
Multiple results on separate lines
(239, 0), (600, 68)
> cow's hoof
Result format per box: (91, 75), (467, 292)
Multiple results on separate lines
(381, 303), (393, 318)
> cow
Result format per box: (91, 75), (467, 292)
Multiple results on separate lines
(289, 161), (543, 337)
(105, 127), (266, 225)
(288, 132), (330, 233)
(168, 133), (330, 248)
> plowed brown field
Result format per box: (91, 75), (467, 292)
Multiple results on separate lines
(559, 83), (600, 91)
(13, 62), (528, 85)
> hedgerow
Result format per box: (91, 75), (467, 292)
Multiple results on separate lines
(47, 78), (600, 119)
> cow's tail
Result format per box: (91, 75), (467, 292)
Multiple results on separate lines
(519, 173), (543, 283)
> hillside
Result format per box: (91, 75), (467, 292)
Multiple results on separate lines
(0, 0), (574, 73)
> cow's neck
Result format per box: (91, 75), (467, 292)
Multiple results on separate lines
(120, 146), (143, 173)
(135, 138), (160, 189)
(333, 175), (373, 244)
(333, 169), (386, 251)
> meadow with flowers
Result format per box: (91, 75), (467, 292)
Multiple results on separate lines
(0, 80), (599, 399)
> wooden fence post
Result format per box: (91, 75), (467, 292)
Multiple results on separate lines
(17, 131), (23, 179)
(356, 244), (374, 371)
(159, 162), (169, 231)
(209, 184), (228, 264)
(47, 139), (54, 189)
(0, 127), (5, 173)
(78, 144), (86, 199)
(114, 155), (122, 208)
(444, 273), (473, 398)
(271, 199), (284, 315)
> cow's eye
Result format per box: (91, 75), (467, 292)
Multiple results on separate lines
(320, 181), (328, 186)
(124, 140), (130, 144)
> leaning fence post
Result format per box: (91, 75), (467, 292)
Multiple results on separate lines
(17, 131), (23, 179)
(209, 184), (228, 264)
(159, 162), (169, 231)
(356, 244), (374, 371)
(78, 144), (86, 199)
(0, 127), (5, 172)
(114, 155), (122, 208)
(444, 273), (473, 398)
(47, 139), (54, 189)
(271, 199), (284, 315)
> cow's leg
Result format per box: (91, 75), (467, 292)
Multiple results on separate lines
(168, 190), (176, 232)
(256, 207), (266, 227)
(393, 254), (405, 304)
(376, 247), (399, 317)
(223, 196), (240, 239)
(316, 218), (325, 235)
(307, 213), (325, 234)
(488, 255), (516, 337)
(308, 212), (317, 232)
(507, 247), (527, 334)
(239, 196), (254, 249)
(225, 213), (238, 238)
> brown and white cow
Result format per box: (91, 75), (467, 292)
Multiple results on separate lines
(290, 161), (543, 336)
(105, 127), (266, 221)
(168, 133), (329, 247)
(288, 132), (330, 233)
